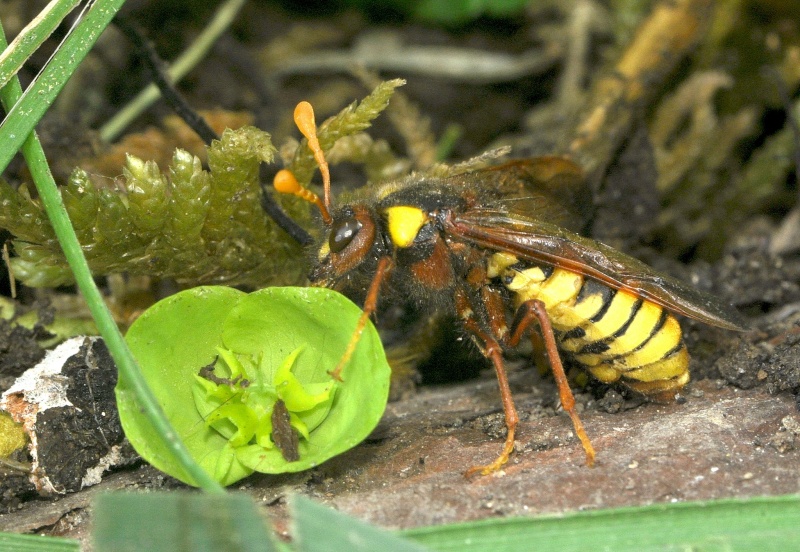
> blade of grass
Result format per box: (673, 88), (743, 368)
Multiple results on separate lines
(98, 0), (248, 143)
(0, 23), (223, 493)
(402, 494), (800, 552)
(0, 533), (78, 551)
(291, 495), (431, 552)
(0, 0), (123, 174)
(0, 0), (82, 91)
(93, 492), (277, 551)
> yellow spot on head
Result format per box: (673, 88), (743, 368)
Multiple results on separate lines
(386, 206), (428, 248)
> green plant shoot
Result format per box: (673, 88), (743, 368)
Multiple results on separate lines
(121, 286), (391, 486)
(193, 344), (337, 466)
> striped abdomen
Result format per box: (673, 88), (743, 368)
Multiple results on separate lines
(488, 253), (689, 399)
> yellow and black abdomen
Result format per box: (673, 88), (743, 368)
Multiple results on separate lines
(488, 253), (689, 400)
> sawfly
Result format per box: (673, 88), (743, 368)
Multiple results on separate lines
(273, 101), (747, 476)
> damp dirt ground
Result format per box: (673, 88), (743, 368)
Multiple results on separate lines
(2, 362), (798, 543)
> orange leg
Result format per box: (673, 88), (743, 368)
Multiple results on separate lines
(329, 256), (393, 380)
(507, 299), (595, 467)
(453, 286), (519, 477)
(462, 317), (519, 477)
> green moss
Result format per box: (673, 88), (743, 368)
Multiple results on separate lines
(286, 78), (405, 187)
(0, 80), (409, 289)
(1, 126), (310, 288)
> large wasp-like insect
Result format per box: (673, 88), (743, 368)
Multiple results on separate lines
(274, 102), (747, 476)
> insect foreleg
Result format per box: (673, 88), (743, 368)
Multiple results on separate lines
(329, 256), (393, 381)
(456, 289), (519, 477)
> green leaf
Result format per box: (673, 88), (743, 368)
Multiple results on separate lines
(402, 494), (800, 552)
(120, 286), (252, 486)
(92, 491), (277, 552)
(0, 1), (82, 91)
(221, 287), (389, 474)
(272, 346), (334, 413)
(122, 286), (390, 485)
(206, 403), (259, 447)
(0, 533), (78, 552)
(1, 126), (308, 289)
(414, 0), (529, 25)
(0, 9), (222, 494)
(0, 0), (127, 175)
(292, 495), (430, 552)
(287, 79), (404, 187)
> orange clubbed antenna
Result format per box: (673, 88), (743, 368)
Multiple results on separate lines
(293, 101), (332, 213)
(273, 169), (332, 224)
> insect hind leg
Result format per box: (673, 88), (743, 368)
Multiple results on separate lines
(507, 299), (596, 467)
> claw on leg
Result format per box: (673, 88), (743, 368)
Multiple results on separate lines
(464, 422), (516, 477)
(566, 407), (595, 467)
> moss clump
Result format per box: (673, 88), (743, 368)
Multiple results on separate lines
(0, 127), (310, 288)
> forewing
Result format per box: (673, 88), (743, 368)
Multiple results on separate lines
(446, 157), (591, 232)
(448, 209), (747, 331)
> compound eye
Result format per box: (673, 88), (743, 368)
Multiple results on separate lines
(329, 217), (362, 254)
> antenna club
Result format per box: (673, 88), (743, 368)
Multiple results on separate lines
(292, 100), (334, 214)
(273, 168), (333, 225)
(294, 101), (317, 140)
(273, 169), (301, 194)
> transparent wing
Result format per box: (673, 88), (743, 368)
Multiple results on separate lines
(444, 157), (591, 232)
(447, 208), (747, 331)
